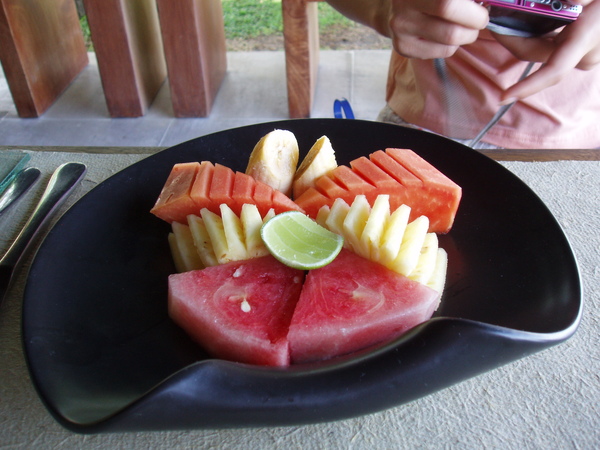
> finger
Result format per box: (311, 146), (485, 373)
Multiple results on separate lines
(392, 34), (460, 59)
(501, 37), (591, 101)
(492, 33), (556, 63)
(500, 63), (564, 103)
(500, 3), (600, 101)
(391, 14), (482, 49)
(419, 0), (489, 29)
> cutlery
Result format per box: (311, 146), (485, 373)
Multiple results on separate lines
(0, 162), (87, 306)
(0, 151), (31, 195)
(0, 167), (41, 216)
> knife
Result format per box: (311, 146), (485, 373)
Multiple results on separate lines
(0, 167), (41, 216)
(0, 162), (87, 307)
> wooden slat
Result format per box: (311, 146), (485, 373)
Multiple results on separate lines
(156, 0), (227, 117)
(83, 0), (167, 117)
(282, 0), (320, 118)
(0, 0), (88, 117)
(479, 149), (600, 161)
(7, 146), (599, 160)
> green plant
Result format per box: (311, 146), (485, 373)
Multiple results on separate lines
(79, 15), (94, 51)
(222, 0), (353, 39)
(78, 1), (354, 51)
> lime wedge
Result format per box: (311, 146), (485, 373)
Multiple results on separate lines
(261, 211), (344, 270)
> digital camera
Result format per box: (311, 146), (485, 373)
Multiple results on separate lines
(483, 0), (582, 37)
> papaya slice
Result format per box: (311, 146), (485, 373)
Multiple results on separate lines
(152, 162), (305, 223)
(294, 149), (461, 234)
(150, 162), (201, 224)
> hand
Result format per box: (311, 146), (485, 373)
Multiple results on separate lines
(493, 0), (600, 103)
(387, 0), (489, 59)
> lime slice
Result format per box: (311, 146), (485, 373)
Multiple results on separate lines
(261, 211), (344, 270)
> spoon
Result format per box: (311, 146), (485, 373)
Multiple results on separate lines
(0, 167), (41, 216)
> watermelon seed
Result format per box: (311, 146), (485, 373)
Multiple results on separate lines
(241, 299), (251, 312)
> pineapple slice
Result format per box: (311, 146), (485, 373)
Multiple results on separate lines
(379, 204), (411, 265)
(200, 208), (229, 264)
(246, 129), (299, 197)
(241, 203), (269, 258)
(293, 135), (338, 199)
(427, 248), (448, 294)
(325, 198), (351, 236)
(316, 195), (447, 295)
(262, 208), (276, 223)
(408, 232), (438, 284)
(182, 204), (273, 269)
(342, 195), (371, 257)
(389, 215), (429, 277)
(170, 222), (204, 272)
(220, 204), (248, 262)
(168, 233), (187, 273)
(315, 205), (331, 228)
(361, 194), (390, 260)
(188, 214), (219, 267)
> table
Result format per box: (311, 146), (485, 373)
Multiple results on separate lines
(1, 147), (599, 448)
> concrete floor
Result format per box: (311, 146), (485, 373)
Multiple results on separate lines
(0, 50), (391, 148)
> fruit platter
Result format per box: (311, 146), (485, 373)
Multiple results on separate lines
(22, 119), (582, 432)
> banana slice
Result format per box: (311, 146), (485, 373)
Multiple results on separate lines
(293, 135), (338, 199)
(246, 129), (299, 197)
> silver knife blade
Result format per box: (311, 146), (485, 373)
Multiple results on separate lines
(0, 162), (87, 306)
(0, 167), (41, 216)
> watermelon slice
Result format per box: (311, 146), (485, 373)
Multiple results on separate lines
(151, 162), (305, 224)
(168, 255), (305, 366)
(288, 249), (440, 364)
(294, 149), (461, 234)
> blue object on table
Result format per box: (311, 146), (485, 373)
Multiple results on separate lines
(333, 98), (355, 119)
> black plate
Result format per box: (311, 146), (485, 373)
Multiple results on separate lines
(23, 119), (582, 433)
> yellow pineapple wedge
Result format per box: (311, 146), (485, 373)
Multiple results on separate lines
(219, 204), (248, 262)
(169, 204), (275, 272)
(427, 248), (448, 294)
(323, 198), (351, 236)
(187, 214), (219, 267)
(316, 195), (448, 294)
(360, 195), (391, 260)
(342, 195), (371, 256)
(169, 222), (204, 272)
(407, 232), (439, 284)
(389, 215), (429, 277)
(293, 135), (338, 199)
(200, 208), (230, 264)
(246, 129), (299, 197)
(241, 203), (266, 258)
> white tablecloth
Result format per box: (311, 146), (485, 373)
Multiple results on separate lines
(1, 151), (598, 449)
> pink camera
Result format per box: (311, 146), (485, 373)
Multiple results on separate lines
(483, 0), (582, 36)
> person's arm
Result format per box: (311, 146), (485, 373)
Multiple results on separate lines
(494, 0), (600, 103)
(325, 0), (489, 59)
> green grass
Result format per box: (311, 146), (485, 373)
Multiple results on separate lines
(79, 1), (353, 50)
(79, 15), (94, 51)
(222, 0), (353, 39)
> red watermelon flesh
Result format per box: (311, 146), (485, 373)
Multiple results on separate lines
(168, 255), (305, 366)
(288, 249), (440, 364)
